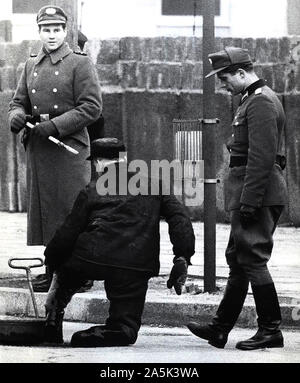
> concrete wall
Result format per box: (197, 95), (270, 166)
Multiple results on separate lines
(1, 37), (300, 225)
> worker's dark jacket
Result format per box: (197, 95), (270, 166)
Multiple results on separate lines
(225, 81), (288, 211)
(44, 172), (195, 276)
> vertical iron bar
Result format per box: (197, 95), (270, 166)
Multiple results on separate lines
(203, 0), (216, 292)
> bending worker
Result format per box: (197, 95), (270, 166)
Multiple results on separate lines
(43, 138), (195, 347)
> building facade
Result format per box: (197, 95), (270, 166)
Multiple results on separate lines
(0, 0), (299, 43)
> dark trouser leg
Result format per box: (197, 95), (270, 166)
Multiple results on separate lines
(71, 269), (150, 347)
(105, 270), (149, 345)
(211, 230), (249, 333)
(231, 206), (284, 350)
(44, 267), (88, 343)
(187, 231), (249, 348)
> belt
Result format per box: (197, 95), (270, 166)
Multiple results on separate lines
(229, 155), (286, 170)
(26, 114), (58, 124)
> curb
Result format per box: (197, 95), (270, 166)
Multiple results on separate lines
(0, 287), (299, 330)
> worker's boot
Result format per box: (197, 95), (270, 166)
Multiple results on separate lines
(70, 325), (132, 347)
(33, 266), (52, 293)
(187, 282), (248, 348)
(236, 283), (284, 350)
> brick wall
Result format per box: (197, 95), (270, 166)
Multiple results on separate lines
(93, 36), (296, 93)
(1, 37), (300, 225)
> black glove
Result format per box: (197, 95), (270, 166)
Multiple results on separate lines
(167, 257), (188, 295)
(239, 204), (260, 229)
(10, 113), (26, 134)
(31, 120), (58, 139)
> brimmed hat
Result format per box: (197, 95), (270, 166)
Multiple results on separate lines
(87, 138), (126, 160)
(205, 47), (252, 78)
(37, 5), (67, 25)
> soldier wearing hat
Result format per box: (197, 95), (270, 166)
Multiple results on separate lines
(8, 5), (103, 292)
(187, 47), (288, 350)
(42, 138), (195, 346)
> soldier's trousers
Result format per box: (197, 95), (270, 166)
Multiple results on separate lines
(45, 258), (151, 344)
(225, 205), (283, 286)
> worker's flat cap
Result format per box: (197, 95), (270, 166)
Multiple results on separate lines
(206, 47), (252, 78)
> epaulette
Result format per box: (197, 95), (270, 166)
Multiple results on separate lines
(73, 50), (87, 56)
(255, 88), (262, 95)
(30, 53), (37, 57)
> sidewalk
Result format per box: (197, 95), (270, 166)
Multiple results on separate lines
(0, 212), (300, 329)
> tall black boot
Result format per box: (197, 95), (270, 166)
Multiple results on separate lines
(236, 283), (284, 350)
(187, 281), (248, 348)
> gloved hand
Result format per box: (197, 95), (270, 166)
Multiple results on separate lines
(167, 257), (188, 295)
(31, 120), (58, 139)
(239, 204), (260, 229)
(10, 113), (26, 134)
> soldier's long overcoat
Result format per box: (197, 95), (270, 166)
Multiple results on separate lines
(8, 42), (102, 245)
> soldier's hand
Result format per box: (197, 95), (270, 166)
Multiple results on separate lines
(10, 113), (26, 134)
(240, 204), (259, 229)
(167, 257), (188, 295)
(31, 121), (58, 139)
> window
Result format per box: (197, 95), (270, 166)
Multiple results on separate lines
(157, 0), (230, 36)
(162, 0), (220, 16)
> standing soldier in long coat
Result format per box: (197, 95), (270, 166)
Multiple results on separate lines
(187, 47), (288, 350)
(8, 5), (102, 291)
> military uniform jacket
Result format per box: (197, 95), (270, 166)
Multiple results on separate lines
(7, 42), (103, 245)
(44, 174), (195, 276)
(225, 81), (288, 211)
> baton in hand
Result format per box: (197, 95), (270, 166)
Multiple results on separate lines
(26, 122), (79, 155)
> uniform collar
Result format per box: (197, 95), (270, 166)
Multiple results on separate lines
(240, 79), (266, 104)
(35, 42), (72, 65)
